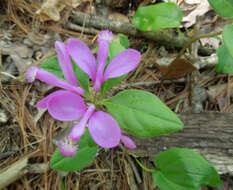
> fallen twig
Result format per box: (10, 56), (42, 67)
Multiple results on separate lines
(69, 11), (215, 55)
(0, 151), (48, 189)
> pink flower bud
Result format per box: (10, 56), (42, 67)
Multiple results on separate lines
(59, 138), (78, 157)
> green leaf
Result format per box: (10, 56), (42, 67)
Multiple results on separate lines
(152, 148), (222, 190)
(118, 34), (130, 48)
(72, 60), (90, 96)
(100, 75), (127, 97)
(40, 56), (64, 79)
(208, 0), (233, 18)
(132, 2), (183, 31)
(103, 90), (183, 138)
(216, 44), (233, 74)
(50, 131), (98, 172)
(223, 24), (233, 58)
(109, 41), (125, 59)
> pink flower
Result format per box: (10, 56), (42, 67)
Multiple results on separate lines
(67, 104), (136, 149)
(66, 30), (141, 91)
(26, 30), (138, 157)
(68, 104), (121, 148)
(35, 90), (132, 151)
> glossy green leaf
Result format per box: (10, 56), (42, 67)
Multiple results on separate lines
(208, 0), (233, 18)
(223, 24), (233, 58)
(72, 60), (90, 96)
(216, 44), (233, 74)
(132, 2), (183, 31)
(103, 90), (183, 138)
(50, 131), (98, 172)
(40, 56), (64, 79)
(152, 148), (222, 190)
(100, 75), (127, 97)
(109, 41), (125, 59)
(118, 34), (130, 48)
(100, 41), (126, 97)
(40, 56), (90, 95)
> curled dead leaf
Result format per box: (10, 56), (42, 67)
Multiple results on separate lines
(155, 58), (196, 79)
(182, 0), (211, 27)
(36, 0), (84, 21)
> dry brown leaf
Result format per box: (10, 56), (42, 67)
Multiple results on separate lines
(155, 58), (196, 79)
(182, 0), (211, 27)
(36, 0), (84, 21)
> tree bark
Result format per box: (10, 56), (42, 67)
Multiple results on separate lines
(128, 112), (233, 174)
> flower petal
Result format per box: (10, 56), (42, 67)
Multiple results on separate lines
(88, 111), (121, 148)
(69, 104), (95, 142)
(26, 66), (38, 83)
(103, 49), (141, 81)
(66, 38), (97, 81)
(69, 121), (86, 142)
(47, 91), (87, 121)
(94, 40), (109, 91)
(55, 41), (78, 86)
(120, 135), (136, 149)
(37, 68), (84, 95)
(36, 90), (65, 109)
(97, 30), (113, 43)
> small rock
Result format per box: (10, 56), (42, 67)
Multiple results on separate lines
(14, 44), (33, 58)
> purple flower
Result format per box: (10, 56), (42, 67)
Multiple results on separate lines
(68, 104), (136, 149)
(41, 90), (135, 150)
(66, 30), (141, 91)
(26, 30), (138, 157)
(50, 99), (121, 148)
(26, 41), (85, 95)
(34, 89), (133, 151)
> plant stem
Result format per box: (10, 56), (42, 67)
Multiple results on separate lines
(93, 91), (98, 104)
(59, 176), (67, 190)
(135, 158), (157, 173)
(174, 30), (222, 61)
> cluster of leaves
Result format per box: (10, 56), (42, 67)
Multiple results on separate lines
(132, 0), (233, 74)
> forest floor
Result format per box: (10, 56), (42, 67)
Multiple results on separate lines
(0, 0), (232, 189)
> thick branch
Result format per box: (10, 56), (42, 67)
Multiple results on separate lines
(0, 157), (48, 188)
(128, 112), (233, 174)
(69, 11), (214, 55)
